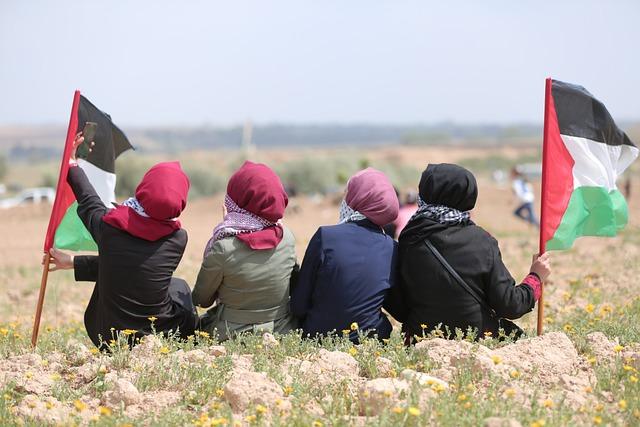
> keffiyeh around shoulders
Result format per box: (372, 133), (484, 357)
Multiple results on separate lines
(411, 196), (471, 225)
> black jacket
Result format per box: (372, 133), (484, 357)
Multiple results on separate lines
(384, 215), (535, 340)
(68, 166), (194, 348)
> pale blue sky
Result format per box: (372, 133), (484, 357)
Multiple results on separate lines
(1, 1), (639, 126)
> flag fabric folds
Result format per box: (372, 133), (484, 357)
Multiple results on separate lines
(43, 91), (133, 252)
(540, 79), (638, 251)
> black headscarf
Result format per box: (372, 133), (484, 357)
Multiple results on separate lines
(419, 163), (478, 211)
(399, 163), (478, 242)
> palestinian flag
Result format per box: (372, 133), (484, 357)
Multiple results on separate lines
(540, 78), (638, 251)
(43, 91), (133, 252)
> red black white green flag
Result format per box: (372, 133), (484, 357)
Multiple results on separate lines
(540, 79), (638, 251)
(43, 91), (133, 252)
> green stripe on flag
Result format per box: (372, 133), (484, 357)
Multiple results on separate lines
(53, 202), (98, 251)
(546, 187), (628, 251)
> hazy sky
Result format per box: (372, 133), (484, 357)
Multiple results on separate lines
(1, 1), (639, 126)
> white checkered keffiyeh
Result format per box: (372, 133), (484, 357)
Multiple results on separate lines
(412, 196), (470, 225)
(204, 194), (279, 256)
(122, 197), (150, 217)
(338, 199), (367, 224)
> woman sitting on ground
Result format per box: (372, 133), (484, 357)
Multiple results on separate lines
(384, 163), (550, 342)
(192, 161), (297, 341)
(291, 168), (400, 342)
(47, 134), (197, 349)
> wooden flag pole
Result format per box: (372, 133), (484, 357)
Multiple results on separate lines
(31, 253), (51, 347)
(537, 77), (553, 336)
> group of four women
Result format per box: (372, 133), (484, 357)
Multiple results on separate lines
(47, 134), (551, 349)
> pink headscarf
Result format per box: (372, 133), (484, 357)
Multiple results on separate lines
(344, 168), (399, 226)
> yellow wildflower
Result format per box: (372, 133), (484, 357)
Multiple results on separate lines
(0, 328), (8, 336)
(244, 414), (257, 423)
(342, 329), (351, 335)
(491, 355), (502, 365)
(593, 416), (602, 425)
(613, 344), (624, 353)
(463, 401), (472, 409)
(45, 401), (53, 410)
(584, 303), (595, 313)
(542, 398), (554, 408)
(284, 386), (293, 395)
(630, 375), (638, 383)
(148, 316), (158, 322)
(90, 348), (99, 355)
(348, 347), (357, 356)
(25, 372), (33, 379)
(530, 420), (546, 427)
(457, 394), (467, 402)
(504, 388), (516, 398)
(50, 373), (61, 381)
(255, 404), (267, 414)
(595, 403), (604, 412)
(510, 370), (520, 379)
(618, 400), (627, 410)
(484, 331), (493, 338)
(74, 399), (87, 412)
(99, 406), (112, 416)
(563, 323), (574, 333)
(392, 406), (404, 414)
(159, 346), (170, 355)
(350, 322), (359, 331)
(587, 356), (597, 365)
(420, 324), (427, 329)
(121, 329), (137, 336)
(198, 331), (210, 338)
(584, 386), (593, 393)
(312, 421), (323, 427)
(408, 406), (421, 416)
(215, 388), (225, 397)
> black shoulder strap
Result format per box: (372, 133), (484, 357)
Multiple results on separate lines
(424, 239), (497, 318)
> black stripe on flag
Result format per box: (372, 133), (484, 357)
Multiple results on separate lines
(551, 79), (634, 147)
(76, 95), (134, 174)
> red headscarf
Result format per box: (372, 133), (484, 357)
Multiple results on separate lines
(103, 162), (190, 241)
(225, 161), (288, 250)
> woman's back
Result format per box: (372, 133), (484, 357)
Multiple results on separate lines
(293, 219), (396, 338)
(193, 227), (296, 311)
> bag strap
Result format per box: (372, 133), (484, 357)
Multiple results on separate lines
(424, 239), (497, 318)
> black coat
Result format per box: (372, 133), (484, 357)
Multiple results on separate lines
(68, 166), (195, 348)
(384, 215), (535, 340)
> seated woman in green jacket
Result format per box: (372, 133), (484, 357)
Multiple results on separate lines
(192, 161), (298, 341)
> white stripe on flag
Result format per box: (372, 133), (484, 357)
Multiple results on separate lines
(560, 135), (639, 191)
(77, 159), (117, 206)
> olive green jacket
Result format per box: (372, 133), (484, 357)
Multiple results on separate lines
(192, 227), (298, 340)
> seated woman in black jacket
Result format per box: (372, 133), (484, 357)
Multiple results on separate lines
(384, 163), (550, 342)
(45, 134), (197, 349)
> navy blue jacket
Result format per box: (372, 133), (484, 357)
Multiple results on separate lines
(291, 219), (397, 341)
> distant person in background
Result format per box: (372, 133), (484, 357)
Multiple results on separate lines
(192, 161), (298, 341)
(45, 133), (197, 349)
(393, 191), (419, 239)
(291, 168), (399, 343)
(624, 176), (632, 200)
(511, 167), (539, 227)
(384, 163), (550, 342)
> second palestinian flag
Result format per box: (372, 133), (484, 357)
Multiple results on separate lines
(44, 92), (133, 252)
(541, 79), (638, 251)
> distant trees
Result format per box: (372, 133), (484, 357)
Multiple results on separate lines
(0, 154), (7, 182)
